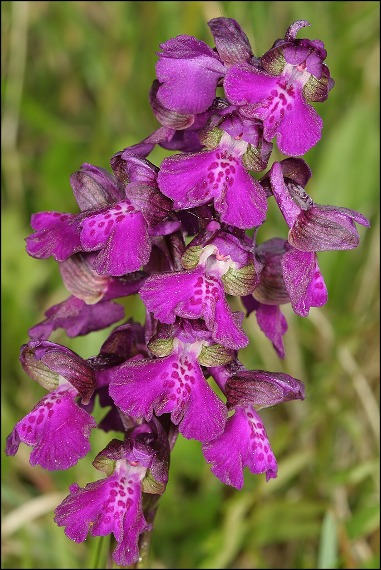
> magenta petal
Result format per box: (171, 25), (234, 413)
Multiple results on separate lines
(255, 303), (288, 359)
(28, 296), (124, 339)
(112, 494), (150, 567)
(224, 65), (279, 106)
(6, 386), (97, 470)
(108, 356), (177, 420)
(156, 35), (225, 114)
(177, 367), (227, 442)
(203, 407), (277, 489)
(214, 164), (268, 228)
(210, 294), (249, 350)
(268, 161), (301, 227)
(306, 261), (328, 308)
(158, 151), (219, 209)
(26, 212), (82, 261)
(55, 477), (124, 543)
(158, 148), (267, 229)
(140, 268), (205, 324)
(276, 90), (323, 156)
(81, 208), (150, 275)
(282, 249), (327, 316)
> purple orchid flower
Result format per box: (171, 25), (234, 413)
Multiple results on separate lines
(264, 159), (370, 252)
(26, 161), (177, 277)
(139, 229), (259, 349)
(224, 20), (334, 155)
(158, 112), (271, 229)
(104, 320), (230, 442)
(5, 341), (97, 470)
(55, 461), (149, 566)
(55, 424), (169, 567)
(202, 406), (278, 488)
(202, 364), (304, 488)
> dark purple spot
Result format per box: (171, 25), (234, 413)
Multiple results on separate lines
(272, 101), (279, 112)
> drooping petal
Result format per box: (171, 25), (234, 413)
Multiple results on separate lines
(112, 494), (151, 567)
(213, 160), (268, 229)
(275, 88), (322, 156)
(6, 385), (97, 470)
(265, 162), (301, 227)
(209, 293), (249, 350)
(28, 296), (124, 340)
(281, 248), (327, 316)
(255, 302), (288, 359)
(203, 406), (277, 489)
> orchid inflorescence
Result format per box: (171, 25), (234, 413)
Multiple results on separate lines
(6, 17), (369, 567)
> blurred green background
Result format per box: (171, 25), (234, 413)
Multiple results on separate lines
(1, 1), (379, 568)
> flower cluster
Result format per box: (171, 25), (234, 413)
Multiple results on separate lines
(6, 17), (369, 566)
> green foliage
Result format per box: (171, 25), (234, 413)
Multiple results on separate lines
(2, 1), (379, 568)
